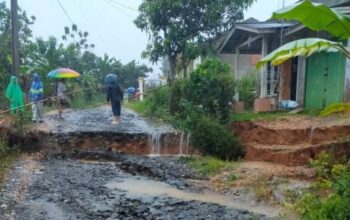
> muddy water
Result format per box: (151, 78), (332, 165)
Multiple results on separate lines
(0, 154), (268, 220)
(106, 176), (282, 217)
(0, 107), (283, 219)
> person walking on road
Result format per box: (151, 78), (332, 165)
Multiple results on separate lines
(105, 74), (123, 125)
(57, 79), (67, 119)
(6, 76), (24, 113)
(29, 73), (44, 123)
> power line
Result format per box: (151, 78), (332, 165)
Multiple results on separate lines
(56, 0), (74, 24)
(104, 0), (134, 19)
(73, 0), (111, 50)
(108, 0), (138, 12)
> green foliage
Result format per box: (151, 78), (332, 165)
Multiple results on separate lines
(273, 0), (350, 40)
(236, 71), (258, 110)
(227, 173), (239, 182)
(295, 152), (350, 219)
(171, 59), (235, 122)
(230, 111), (289, 122)
(129, 60), (241, 161)
(191, 116), (243, 160)
(135, 0), (255, 80)
(257, 38), (349, 68)
(181, 156), (237, 177)
(259, 2), (350, 69)
(12, 109), (31, 132)
(320, 103), (350, 117)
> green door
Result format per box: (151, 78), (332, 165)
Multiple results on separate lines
(305, 52), (346, 109)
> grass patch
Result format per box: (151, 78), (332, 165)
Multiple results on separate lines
(125, 101), (149, 115)
(231, 111), (289, 122)
(69, 93), (106, 109)
(181, 156), (238, 177)
(231, 109), (322, 122)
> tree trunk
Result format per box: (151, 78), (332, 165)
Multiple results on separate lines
(182, 61), (187, 79)
(168, 57), (176, 83)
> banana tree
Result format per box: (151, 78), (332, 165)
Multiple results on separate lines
(273, 0), (350, 40)
(257, 38), (350, 68)
(258, 0), (350, 67)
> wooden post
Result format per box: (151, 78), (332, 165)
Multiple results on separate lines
(11, 0), (20, 76)
(260, 36), (268, 98)
(138, 77), (144, 101)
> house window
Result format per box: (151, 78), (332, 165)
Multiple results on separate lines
(266, 65), (279, 96)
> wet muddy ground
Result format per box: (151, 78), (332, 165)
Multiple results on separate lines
(0, 107), (301, 219)
(0, 152), (268, 220)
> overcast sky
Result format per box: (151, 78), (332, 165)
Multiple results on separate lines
(7, 0), (297, 78)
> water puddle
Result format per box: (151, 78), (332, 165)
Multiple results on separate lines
(105, 176), (283, 218)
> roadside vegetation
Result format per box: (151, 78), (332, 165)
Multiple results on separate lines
(180, 156), (238, 177)
(128, 59), (243, 161)
(288, 152), (350, 219)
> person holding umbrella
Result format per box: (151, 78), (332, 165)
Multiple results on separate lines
(47, 68), (80, 120)
(57, 78), (67, 120)
(105, 74), (123, 125)
(29, 73), (44, 123)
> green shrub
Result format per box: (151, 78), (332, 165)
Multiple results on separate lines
(170, 59), (235, 123)
(190, 116), (243, 160)
(12, 109), (31, 132)
(236, 71), (258, 110)
(295, 152), (350, 219)
(320, 103), (350, 117)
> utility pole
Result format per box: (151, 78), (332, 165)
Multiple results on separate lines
(11, 0), (20, 76)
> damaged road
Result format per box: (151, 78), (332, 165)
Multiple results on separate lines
(0, 152), (267, 220)
(1, 107), (272, 219)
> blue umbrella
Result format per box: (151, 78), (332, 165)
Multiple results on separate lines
(127, 87), (136, 94)
(105, 74), (117, 85)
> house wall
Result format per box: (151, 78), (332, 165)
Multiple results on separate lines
(296, 57), (306, 106)
(218, 53), (261, 79)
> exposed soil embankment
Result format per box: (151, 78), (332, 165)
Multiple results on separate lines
(1, 107), (192, 156)
(232, 116), (350, 166)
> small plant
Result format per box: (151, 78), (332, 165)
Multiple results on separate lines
(295, 152), (350, 219)
(320, 103), (350, 117)
(227, 173), (239, 182)
(252, 177), (274, 202)
(181, 156), (237, 177)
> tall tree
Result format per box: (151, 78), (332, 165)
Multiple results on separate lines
(135, 0), (255, 81)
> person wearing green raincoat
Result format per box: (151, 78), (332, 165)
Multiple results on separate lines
(6, 76), (24, 113)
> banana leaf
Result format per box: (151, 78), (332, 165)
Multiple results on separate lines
(256, 38), (350, 68)
(272, 0), (350, 40)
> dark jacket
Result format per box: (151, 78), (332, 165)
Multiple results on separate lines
(106, 83), (123, 103)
